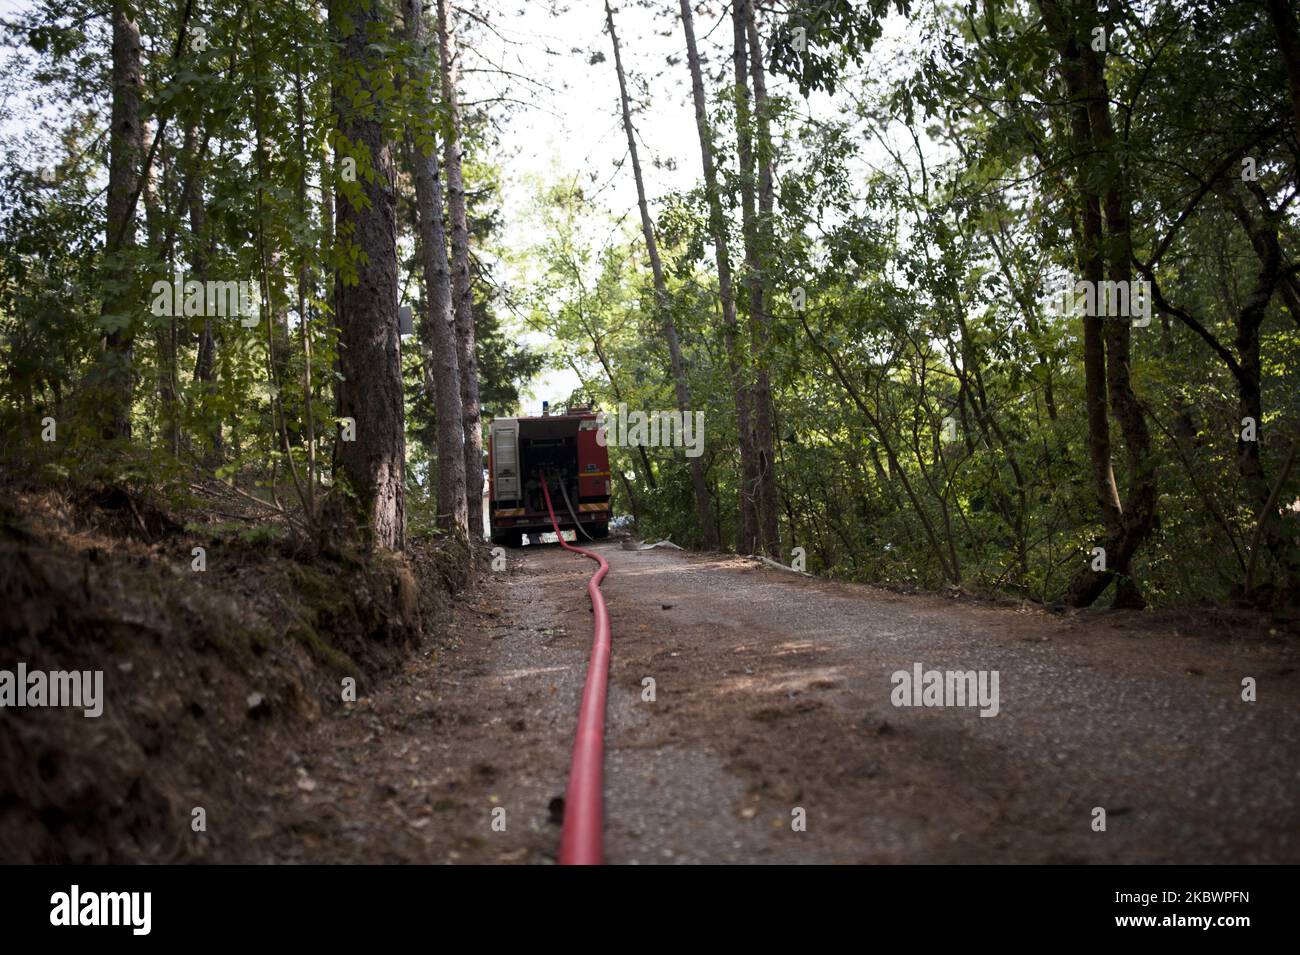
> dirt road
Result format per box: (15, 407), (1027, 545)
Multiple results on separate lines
(258, 541), (1300, 864)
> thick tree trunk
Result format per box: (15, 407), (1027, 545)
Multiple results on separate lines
(732, 3), (762, 554)
(1043, 0), (1156, 608)
(1042, 0), (1119, 607)
(437, 0), (484, 539)
(679, 0), (758, 553)
(1080, 18), (1156, 609)
(330, 0), (405, 551)
(97, 1), (145, 439)
(739, 1), (780, 559)
(605, 0), (716, 548)
(405, 0), (468, 538)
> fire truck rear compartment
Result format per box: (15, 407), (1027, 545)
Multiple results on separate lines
(518, 430), (578, 516)
(489, 415), (610, 546)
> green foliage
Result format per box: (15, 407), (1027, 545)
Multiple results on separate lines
(0, 0), (538, 539)
(2, 0), (1297, 607)
(525, 0), (1300, 605)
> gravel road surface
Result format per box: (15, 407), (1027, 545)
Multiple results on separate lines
(258, 541), (1300, 863)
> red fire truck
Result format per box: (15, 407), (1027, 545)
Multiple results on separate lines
(488, 405), (612, 547)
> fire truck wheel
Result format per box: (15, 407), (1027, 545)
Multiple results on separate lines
(590, 522), (609, 540)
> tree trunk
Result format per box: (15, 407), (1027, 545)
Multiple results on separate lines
(96, 1), (145, 440)
(330, 0), (405, 551)
(437, 0), (484, 539)
(185, 125), (222, 465)
(679, 0), (758, 553)
(1217, 184), (1297, 593)
(319, 148), (335, 478)
(740, 0), (780, 558)
(405, 0), (468, 538)
(1081, 14), (1156, 609)
(294, 38), (317, 520)
(605, 0), (716, 548)
(1267, 0), (1300, 135)
(1218, 182), (1282, 497)
(1042, 0), (1119, 606)
(141, 119), (180, 456)
(1043, 0), (1156, 608)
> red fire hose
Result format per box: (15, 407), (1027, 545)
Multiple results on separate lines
(540, 474), (611, 865)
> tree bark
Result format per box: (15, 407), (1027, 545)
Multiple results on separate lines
(437, 0), (484, 539)
(405, 0), (468, 538)
(679, 0), (758, 553)
(1216, 183), (1297, 592)
(96, 1), (145, 439)
(1042, 0), (1156, 608)
(1041, 0), (1118, 605)
(740, 0), (780, 558)
(330, 0), (405, 551)
(1218, 183), (1282, 495)
(141, 119), (180, 456)
(293, 28), (317, 519)
(605, 0), (716, 548)
(319, 147), (336, 479)
(1080, 11), (1157, 609)
(185, 125), (222, 465)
